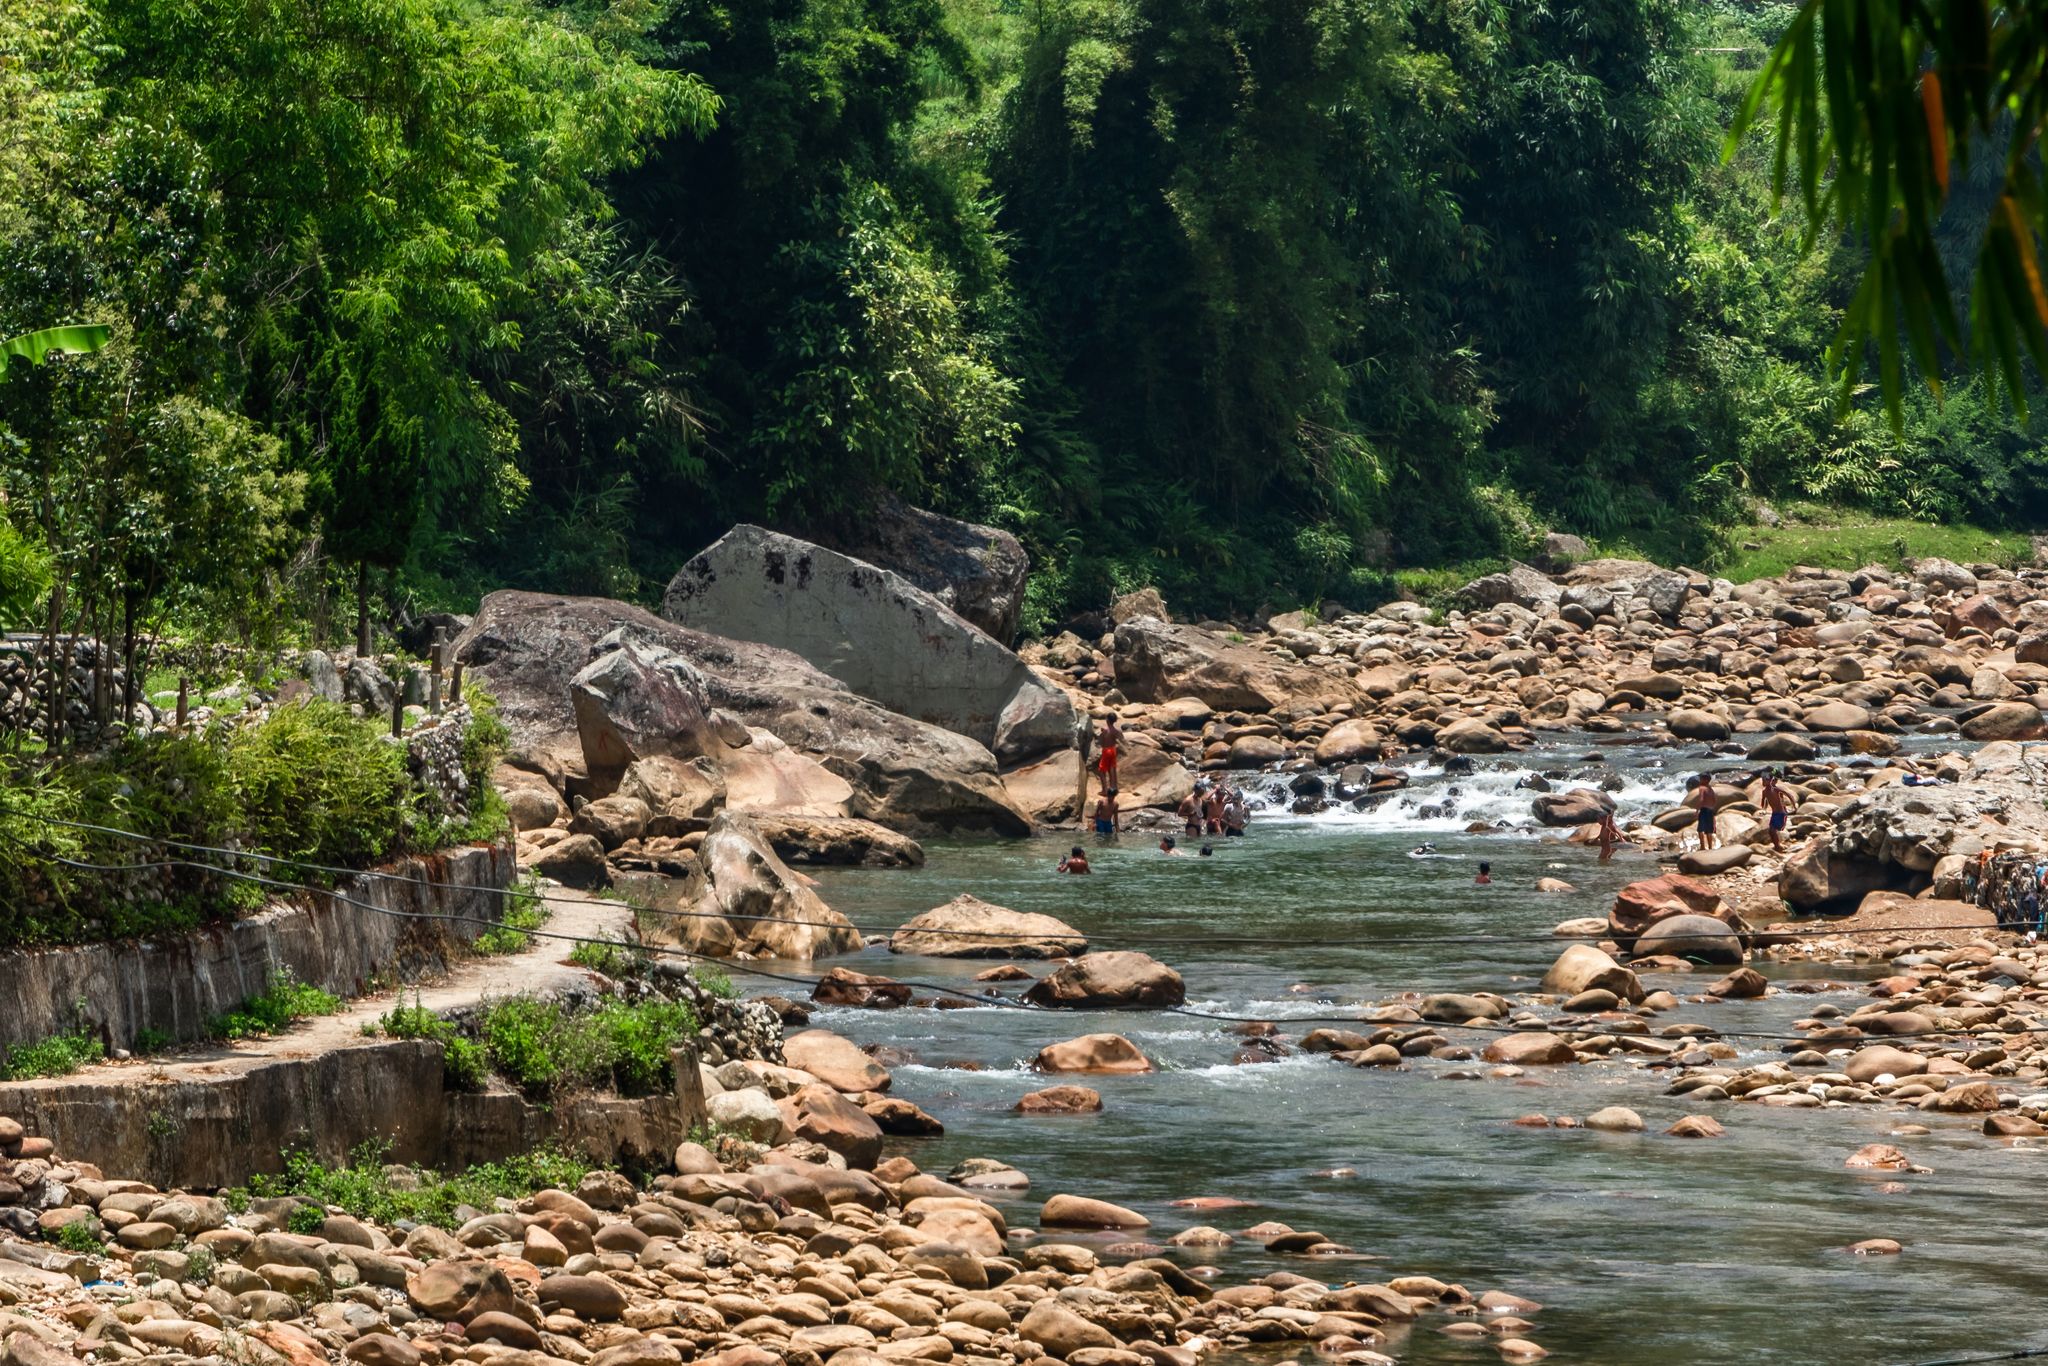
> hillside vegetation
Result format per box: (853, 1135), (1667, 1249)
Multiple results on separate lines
(2, 0), (2045, 639)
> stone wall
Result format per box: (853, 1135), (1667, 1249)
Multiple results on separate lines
(0, 842), (515, 1052)
(0, 1039), (706, 1190)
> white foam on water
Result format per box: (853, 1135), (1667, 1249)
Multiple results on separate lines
(1238, 756), (1681, 836)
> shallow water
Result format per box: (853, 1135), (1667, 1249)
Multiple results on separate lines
(782, 739), (2037, 1366)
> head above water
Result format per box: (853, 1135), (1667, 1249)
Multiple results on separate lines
(1070, 846), (1084, 858)
(1200, 843), (1214, 856)
(1161, 835), (1177, 851)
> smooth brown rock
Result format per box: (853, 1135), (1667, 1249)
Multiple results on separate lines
(784, 1030), (892, 1093)
(1034, 1034), (1154, 1075)
(1015, 1086), (1104, 1115)
(1041, 1194), (1150, 1229)
(1665, 1116), (1725, 1138)
(889, 895), (1088, 959)
(1022, 952), (1186, 1009)
(1480, 1033), (1575, 1066)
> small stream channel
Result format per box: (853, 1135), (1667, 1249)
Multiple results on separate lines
(774, 738), (2043, 1365)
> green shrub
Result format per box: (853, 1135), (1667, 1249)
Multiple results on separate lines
(209, 973), (342, 1040)
(695, 965), (737, 1000)
(568, 936), (643, 978)
(475, 880), (546, 955)
(2, 1028), (104, 1080)
(286, 1201), (328, 1235)
(227, 701), (408, 867)
(53, 1217), (106, 1257)
(372, 1001), (487, 1089)
(132, 1027), (174, 1054)
(247, 1140), (591, 1229)
(478, 996), (697, 1097)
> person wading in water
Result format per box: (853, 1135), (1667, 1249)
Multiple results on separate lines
(1093, 788), (1120, 838)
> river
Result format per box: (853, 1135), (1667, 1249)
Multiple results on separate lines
(785, 739), (2035, 1366)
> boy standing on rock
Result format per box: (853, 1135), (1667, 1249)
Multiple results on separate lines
(1761, 771), (1791, 852)
(1096, 715), (1122, 794)
(1694, 775), (1720, 851)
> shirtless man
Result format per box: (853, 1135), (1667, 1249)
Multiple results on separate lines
(1177, 788), (1203, 837)
(1694, 775), (1719, 851)
(1202, 785), (1227, 835)
(1158, 835), (1183, 856)
(1092, 789), (1120, 837)
(1057, 846), (1091, 874)
(1096, 715), (1122, 794)
(1761, 770), (1792, 852)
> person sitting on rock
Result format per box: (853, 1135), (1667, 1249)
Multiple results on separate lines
(1761, 771), (1792, 852)
(1093, 789), (1120, 838)
(1096, 715), (1122, 794)
(1693, 775), (1720, 851)
(1057, 845), (1092, 874)
(1158, 835), (1183, 856)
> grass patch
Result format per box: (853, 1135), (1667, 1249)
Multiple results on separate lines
(567, 935), (644, 978)
(53, 1218), (107, 1257)
(480, 996), (698, 1097)
(696, 965), (737, 1000)
(1390, 559), (1508, 611)
(240, 1139), (591, 1230)
(2, 1028), (105, 1080)
(209, 973), (342, 1040)
(1709, 507), (2032, 583)
(475, 878), (547, 956)
(371, 1002), (487, 1089)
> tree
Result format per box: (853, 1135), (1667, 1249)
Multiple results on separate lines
(1732, 0), (2048, 417)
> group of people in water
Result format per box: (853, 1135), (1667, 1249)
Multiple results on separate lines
(1062, 712), (1801, 877)
(1061, 716), (1251, 873)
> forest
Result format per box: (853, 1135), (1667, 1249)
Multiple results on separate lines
(3, 0), (2046, 646)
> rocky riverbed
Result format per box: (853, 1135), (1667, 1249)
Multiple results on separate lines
(0, 1115), (1556, 1366)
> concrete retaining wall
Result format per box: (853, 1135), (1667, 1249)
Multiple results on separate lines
(0, 1040), (706, 1190)
(0, 842), (515, 1052)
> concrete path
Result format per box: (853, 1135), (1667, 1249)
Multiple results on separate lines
(3, 884), (630, 1092)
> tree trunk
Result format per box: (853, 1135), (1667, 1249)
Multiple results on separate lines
(122, 587), (138, 720)
(355, 561), (371, 658)
(42, 580), (63, 750)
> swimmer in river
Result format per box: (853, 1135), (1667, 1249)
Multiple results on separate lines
(1057, 846), (1091, 874)
(1474, 860), (1492, 886)
(1408, 842), (1436, 858)
(1159, 835), (1183, 856)
(1199, 843), (1215, 857)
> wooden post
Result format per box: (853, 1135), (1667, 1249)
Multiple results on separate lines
(429, 632), (445, 714)
(175, 677), (188, 730)
(449, 661), (464, 706)
(1073, 714), (1096, 824)
(390, 684), (404, 738)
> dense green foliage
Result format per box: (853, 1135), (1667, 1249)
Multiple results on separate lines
(0, 699), (506, 947)
(477, 996), (700, 1097)
(243, 1140), (593, 1229)
(4, 0), (2048, 632)
(207, 972), (343, 1040)
(0, 1026), (105, 1079)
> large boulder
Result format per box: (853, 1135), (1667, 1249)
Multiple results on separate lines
(1632, 914), (1744, 964)
(746, 813), (925, 868)
(1457, 562), (1560, 611)
(456, 591), (1028, 834)
(781, 1085), (885, 1169)
(1961, 702), (2045, 741)
(1540, 945), (1644, 1003)
(1777, 837), (1905, 912)
(1002, 733), (1194, 821)
(1531, 787), (1614, 826)
(1022, 952), (1186, 1009)
(661, 526), (1073, 762)
(1609, 874), (1726, 938)
(783, 1030), (893, 1093)
(693, 813), (863, 959)
(568, 638), (717, 790)
(1111, 617), (1355, 713)
(816, 492), (1029, 644)
(1033, 1034), (1154, 1074)
(890, 895), (1088, 959)
(719, 733), (856, 819)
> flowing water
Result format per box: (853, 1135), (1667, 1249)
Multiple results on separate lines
(785, 739), (2041, 1366)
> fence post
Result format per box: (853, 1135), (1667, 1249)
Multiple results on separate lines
(175, 676), (188, 730)
(429, 632), (445, 714)
(449, 660), (464, 707)
(390, 684), (404, 738)
(1073, 714), (1095, 824)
